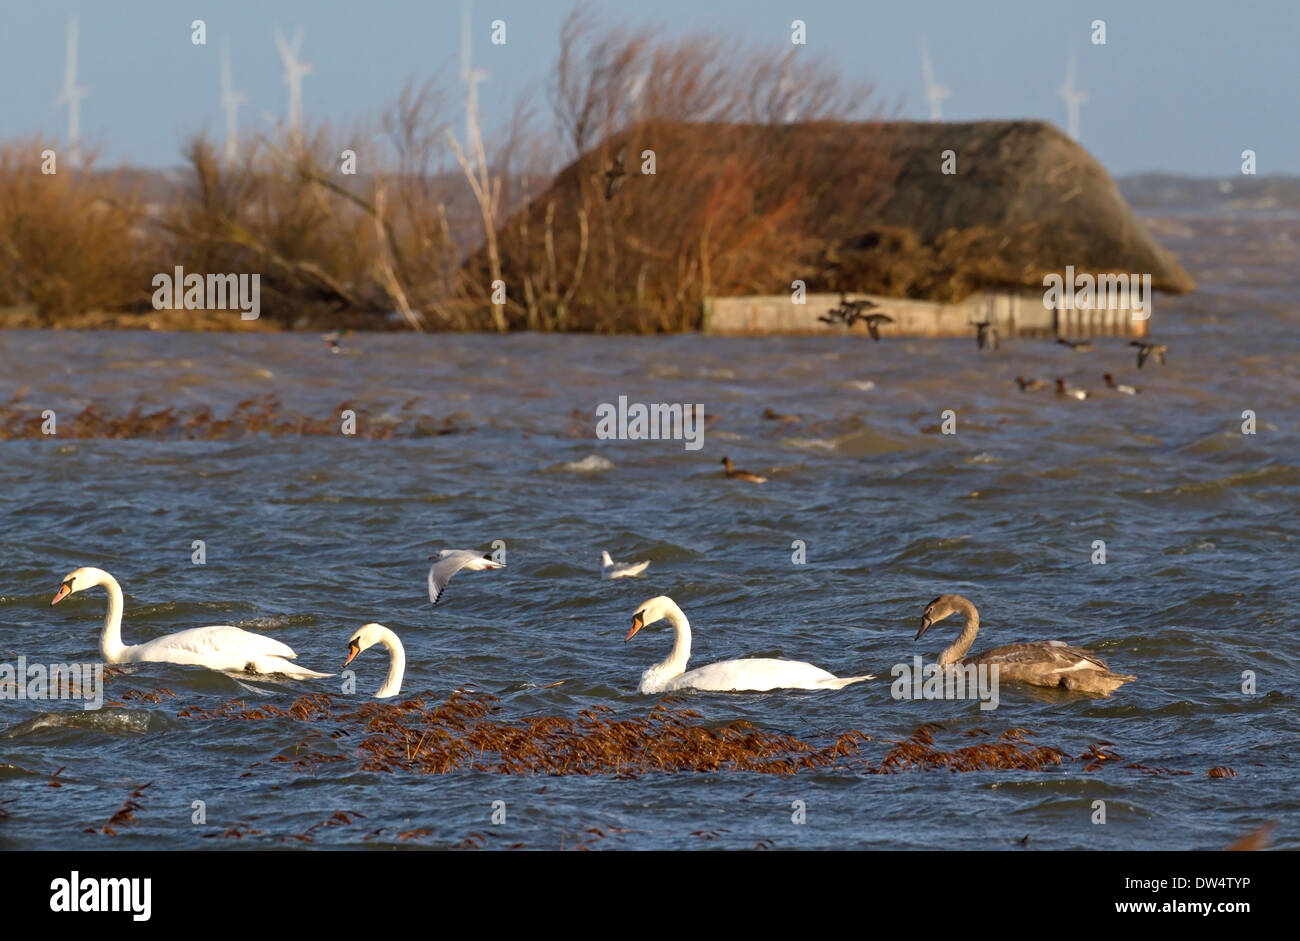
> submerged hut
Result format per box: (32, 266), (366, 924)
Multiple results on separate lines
(471, 120), (1192, 336)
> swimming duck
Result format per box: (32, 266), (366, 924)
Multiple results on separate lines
(1104, 373), (1139, 394)
(720, 456), (767, 484)
(1055, 378), (1088, 400)
(1015, 376), (1046, 392)
(762, 408), (801, 423)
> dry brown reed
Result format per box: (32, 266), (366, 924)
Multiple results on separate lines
(0, 8), (878, 333)
(0, 390), (469, 440)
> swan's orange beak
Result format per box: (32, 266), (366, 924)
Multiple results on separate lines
(51, 583), (72, 606)
(343, 641), (360, 667)
(625, 612), (644, 642)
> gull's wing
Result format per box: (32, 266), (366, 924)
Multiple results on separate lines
(428, 549), (502, 604)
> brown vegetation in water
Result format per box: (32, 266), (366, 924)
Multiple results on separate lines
(0, 390), (468, 440)
(176, 689), (1185, 780)
(86, 781), (151, 836)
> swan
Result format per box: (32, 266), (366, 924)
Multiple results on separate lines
(916, 594), (1135, 695)
(427, 549), (505, 604)
(625, 595), (873, 694)
(343, 623), (405, 698)
(50, 567), (332, 678)
(601, 550), (650, 579)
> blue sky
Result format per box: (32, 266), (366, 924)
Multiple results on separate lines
(1, 0), (1295, 176)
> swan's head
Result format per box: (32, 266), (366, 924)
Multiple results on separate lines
(51, 567), (107, 606)
(344, 623), (391, 666)
(626, 596), (677, 642)
(917, 595), (966, 640)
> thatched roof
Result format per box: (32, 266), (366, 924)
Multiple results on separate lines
(473, 119), (1191, 332)
(854, 120), (1194, 294)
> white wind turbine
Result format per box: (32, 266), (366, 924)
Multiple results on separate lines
(920, 41), (950, 121)
(220, 42), (245, 165)
(1057, 53), (1087, 141)
(460, 0), (489, 164)
(273, 27), (312, 145)
(777, 57), (801, 123)
(59, 16), (89, 167)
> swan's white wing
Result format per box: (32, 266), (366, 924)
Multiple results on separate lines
(428, 549), (503, 604)
(666, 657), (867, 692)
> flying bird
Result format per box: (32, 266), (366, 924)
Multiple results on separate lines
(972, 320), (998, 351)
(1130, 341), (1168, 368)
(427, 549), (505, 604)
(601, 550), (650, 579)
(859, 313), (893, 341)
(1057, 337), (1093, 353)
(820, 295), (891, 337)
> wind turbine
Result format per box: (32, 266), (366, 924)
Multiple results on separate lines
(219, 42), (245, 165)
(59, 16), (89, 167)
(1057, 53), (1087, 141)
(920, 40), (950, 122)
(273, 27), (312, 145)
(777, 57), (801, 123)
(460, 0), (488, 164)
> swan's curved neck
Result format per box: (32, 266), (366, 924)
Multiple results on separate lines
(375, 630), (406, 698)
(939, 600), (980, 666)
(95, 572), (129, 663)
(654, 604), (692, 679)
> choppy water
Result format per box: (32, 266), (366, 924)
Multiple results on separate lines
(1, 214), (1296, 850)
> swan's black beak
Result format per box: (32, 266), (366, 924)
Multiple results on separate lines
(343, 640), (360, 667)
(625, 612), (644, 642)
(51, 581), (72, 606)
(915, 614), (932, 641)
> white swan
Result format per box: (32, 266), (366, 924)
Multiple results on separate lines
(601, 550), (650, 579)
(343, 623), (405, 699)
(51, 567), (332, 678)
(428, 549), (505, 604)
(625, 596), (873, 694)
